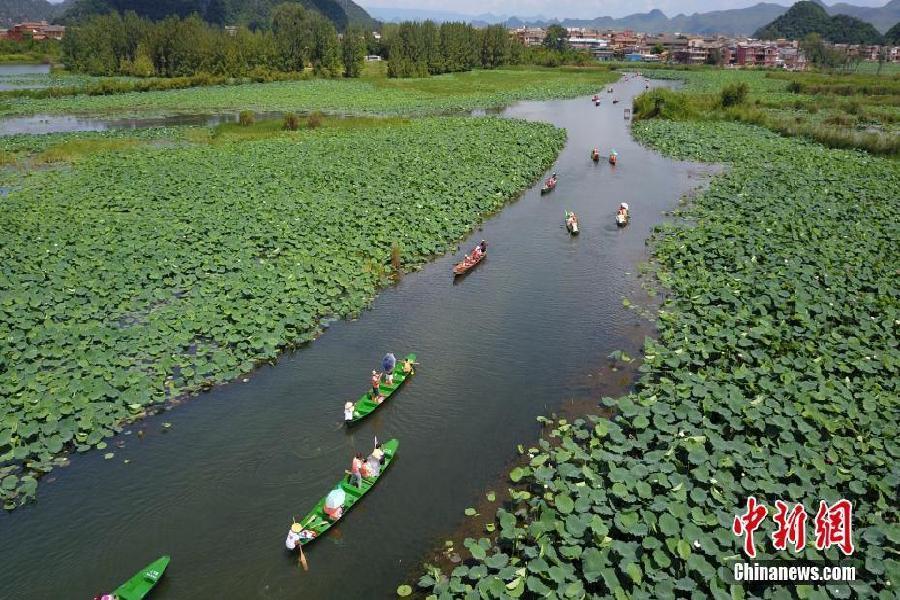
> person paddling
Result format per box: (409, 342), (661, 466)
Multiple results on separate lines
(285, 521), (317, 549)
(344, 400), (354, 422)
(382, 353), (397, 385)
(402, 357), (417, 376)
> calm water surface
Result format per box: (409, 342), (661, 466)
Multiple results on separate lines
(0, 76), (709, 599)
(0, 63), (52, 91)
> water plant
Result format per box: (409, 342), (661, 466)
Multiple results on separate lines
(0, 116), (566, 508)
(0, 69), (619, 118)
(414, 120), (898, 598)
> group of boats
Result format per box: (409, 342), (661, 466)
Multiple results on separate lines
(592, 148), (618, 165)
(591, 87), (617, 107)
(284, 352), (419, 564)
(91, 86), (640, 598)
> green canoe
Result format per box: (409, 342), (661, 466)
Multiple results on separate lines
(346, 353), (416, 425)
(293, 438), (399, 547)
(112, 555), (170, 600)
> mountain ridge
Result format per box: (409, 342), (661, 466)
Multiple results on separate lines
(367, 2), (898, 35)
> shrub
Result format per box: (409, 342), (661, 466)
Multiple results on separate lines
(307, 111), (324, 129)
(632, 88), (697, 121)
(238, 110), (255, 126)
(720, 82), (749, 107)
(282, 112), (300, 131)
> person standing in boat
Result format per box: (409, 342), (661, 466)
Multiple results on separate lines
(350, 452), (364, 488)
(370, 370), (382, 402)
(382, 353), (397, 385)
(344, 400), (354, 422)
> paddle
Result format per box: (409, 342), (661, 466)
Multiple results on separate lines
(293, 516), (313, 571)
(298, 542), (309, 571)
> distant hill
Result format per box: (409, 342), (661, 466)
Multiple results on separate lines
(827, 0), (900, 33)
(366, 1), (897, 36)
(57, 0), (377, 30)
(754, 1), (884, 43)
(885, 20), (900, 42)
(0, 0), (72, 27)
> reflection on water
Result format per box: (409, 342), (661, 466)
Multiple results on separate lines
(0, 76), (708, 600)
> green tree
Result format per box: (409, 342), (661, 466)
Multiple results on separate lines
(341, 24), (366, 77)
(543, 24), (568, 53)
(312, 17), (341, 77)
(272, 3), (313, 72)
(652, 42), (664, 55)
(480, 24), (510, 69)
(204, 0), (228, 25)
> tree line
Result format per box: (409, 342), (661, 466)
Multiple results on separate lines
(382, 21), (593, 77)
(62, 5), (369, 78)
(61, 8), (594, 79)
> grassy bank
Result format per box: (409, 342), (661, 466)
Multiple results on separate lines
(0, 69), (619, 118)
(0, 117), (566, 509)
(410, 121), (898, 598)
(631, 69), (900, 155)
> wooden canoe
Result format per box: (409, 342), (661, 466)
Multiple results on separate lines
(453, 252), (485, 276)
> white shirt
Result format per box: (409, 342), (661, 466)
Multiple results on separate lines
(344, 402), (354, 421)
(285, 530), (301, 550)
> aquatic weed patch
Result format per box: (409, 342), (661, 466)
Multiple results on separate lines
(634, 69), (900, 154)
(413, 121), (898, 598)
(0, 69), (619, 118)
(0, 117), (566, 508)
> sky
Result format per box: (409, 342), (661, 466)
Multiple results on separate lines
(356, 0), (888, 19)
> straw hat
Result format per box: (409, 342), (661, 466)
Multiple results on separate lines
(291, 523), (303, 533)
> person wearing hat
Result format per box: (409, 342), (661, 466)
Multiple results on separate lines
(344, 400), (355, 422)
(285, 522), (317, 550)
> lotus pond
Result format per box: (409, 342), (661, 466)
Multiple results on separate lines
(0, 116), (566, 508)
(0, 69), (619, 118)
(412, 121), (899, 598)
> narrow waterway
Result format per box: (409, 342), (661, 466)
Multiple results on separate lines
(0, 75), (711, 599)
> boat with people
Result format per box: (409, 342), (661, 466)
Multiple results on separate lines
(97, 556), (170, 600)
(591, 148), (600, 162)
(541, 172), (558, 195)
(344, 353), (417, 425)
(453, 240), (487, 276)
(565, 211), (579, 235)
(612, 99), (619, 104)
(285, 439), (399, 550)
(616, 202), (630, 227)
(609, 150), (618, 165)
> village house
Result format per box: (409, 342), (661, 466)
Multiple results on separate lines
(1, 21), (65, 41)
(512, 27), (546, 47)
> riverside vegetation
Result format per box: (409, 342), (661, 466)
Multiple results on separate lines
(409, 87), (898, 597)
(0, 68), (619, 117)
(0, 116), (567, 509)
(632, 67), (900, 155)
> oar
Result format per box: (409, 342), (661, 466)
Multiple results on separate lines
(293, 516), (314, 571)
(298, 541), (309, 571)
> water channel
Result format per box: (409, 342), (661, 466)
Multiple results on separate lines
(0, 74), (711, 599)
